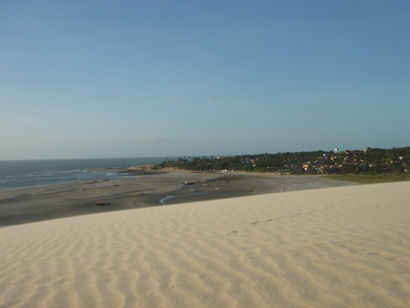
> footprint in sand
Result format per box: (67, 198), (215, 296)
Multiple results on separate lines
(368, 251), (379, 256)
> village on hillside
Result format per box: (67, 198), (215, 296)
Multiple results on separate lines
(156, 147), (410, 175)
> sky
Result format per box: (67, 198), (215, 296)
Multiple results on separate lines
(1, 0), (409, 160)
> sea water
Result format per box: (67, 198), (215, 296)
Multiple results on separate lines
(0, 157), (170, 191)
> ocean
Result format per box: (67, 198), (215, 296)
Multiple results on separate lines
(0, 157), (170, 191)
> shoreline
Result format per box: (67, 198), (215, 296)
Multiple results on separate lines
(0, 170), (352, 227)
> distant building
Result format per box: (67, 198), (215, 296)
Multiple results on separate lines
(334, 147), (339, 154)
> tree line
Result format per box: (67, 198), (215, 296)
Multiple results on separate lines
(155, 147), (410, 175)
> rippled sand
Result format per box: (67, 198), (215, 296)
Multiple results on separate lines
(1, 182), (409, 307)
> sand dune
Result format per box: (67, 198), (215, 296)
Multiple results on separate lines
(1, 182), (409, 307)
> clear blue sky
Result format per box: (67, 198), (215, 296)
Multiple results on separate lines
(1, 0), (409, 160)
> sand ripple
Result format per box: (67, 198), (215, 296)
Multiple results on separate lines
(1, 182), (409, 307)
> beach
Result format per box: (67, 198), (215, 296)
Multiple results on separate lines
(0, 181), (409, 307)
(0, 170), (349, 226)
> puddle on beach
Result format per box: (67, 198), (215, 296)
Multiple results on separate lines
(158, 192), (209, 205)
(159, 195), (175, 205)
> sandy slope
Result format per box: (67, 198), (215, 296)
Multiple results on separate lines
(1, 182), (409, 307)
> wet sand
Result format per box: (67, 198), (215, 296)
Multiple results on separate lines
(0, 170), (351, 226)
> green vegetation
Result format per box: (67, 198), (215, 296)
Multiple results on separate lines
(156, 147), (410, 178)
